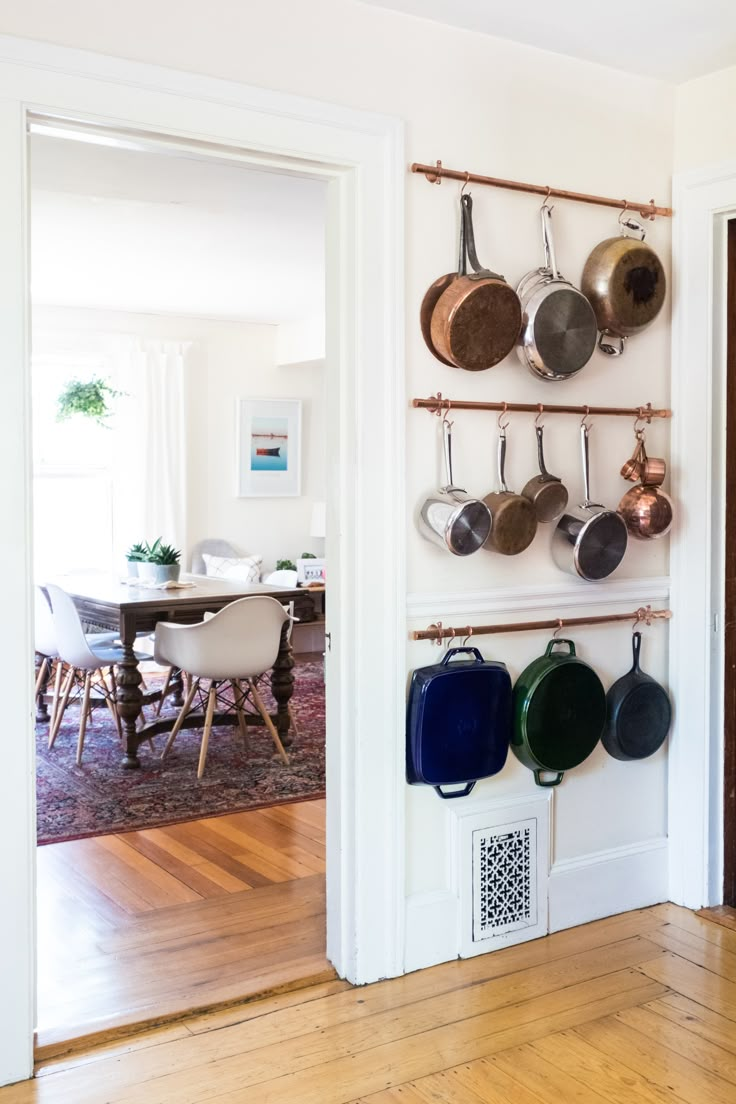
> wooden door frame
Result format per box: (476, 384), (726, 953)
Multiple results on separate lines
(669, 160), (736, 911)
(0, 35), (405, 1086)
(725, 219), (736, 907)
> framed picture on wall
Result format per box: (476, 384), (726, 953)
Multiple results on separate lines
(236, 398), (302, 497)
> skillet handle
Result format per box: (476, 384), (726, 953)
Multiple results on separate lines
(434, 782), (476, 799)
(533, 770), (564, 788)
(632, 630), (642, 672)
(461, 194), (504, 281)
(544, 638), (576, 657)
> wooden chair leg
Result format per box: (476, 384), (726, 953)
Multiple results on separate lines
(48, 666), (75, 749)
(161, 678), (199, 760)
(98, 667), (123, 743)
(155, 667), (173, 717)
(249, 678), (289, 765)
(231, 679), (248, 746)
(34, 656), (50, 700)
(288, 704), (299, 741)
(49, 660), (64, 733)
(197, 685), (218, 780)
(76, 672), (92, 765)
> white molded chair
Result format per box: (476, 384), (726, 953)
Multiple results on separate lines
(154, 595), (290, 779)
(35, 586), (116, 734)
(45, 584), (144, 764)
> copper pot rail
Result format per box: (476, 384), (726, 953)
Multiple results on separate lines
(411, 161), (672, 221)
(413, 394), (672, 422)
(412, 606), (672, 643)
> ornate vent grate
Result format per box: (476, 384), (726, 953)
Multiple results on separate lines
(472, 818), (537, 941)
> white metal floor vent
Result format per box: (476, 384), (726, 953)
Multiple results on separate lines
(453, 795), (551, 957)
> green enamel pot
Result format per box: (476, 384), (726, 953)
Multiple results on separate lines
(511, 638), (606, 787)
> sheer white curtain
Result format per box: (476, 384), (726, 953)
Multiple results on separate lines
(112, 338), (192, 560)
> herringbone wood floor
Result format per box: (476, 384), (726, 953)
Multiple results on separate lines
(36, 799), (330, 1054)
(5, 902), (736, 1102)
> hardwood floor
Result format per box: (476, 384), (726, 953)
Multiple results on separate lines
(5, 903), (736, 1102)
(36, 799), (331, 1055)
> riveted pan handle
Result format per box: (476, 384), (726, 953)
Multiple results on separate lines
(533, 770), (564, 787)
(541, 205), (560, 280)
(434, 781), (476, 799)
(497, 428), (510, 493)
(461, 193), (504, 282)
(536, 424), (552, 479)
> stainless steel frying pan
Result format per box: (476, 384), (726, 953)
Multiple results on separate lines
(517, 205), (598, 382)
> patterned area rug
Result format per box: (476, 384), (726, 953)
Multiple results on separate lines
(36, 661), (325, 845)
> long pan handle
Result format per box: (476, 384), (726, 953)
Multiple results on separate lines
(536, 424), (551, 479)
(580, 421), (592, 507)
(540, 204), (559, 279)
(497, 429), (510, 493)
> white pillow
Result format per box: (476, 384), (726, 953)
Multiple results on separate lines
(202, 551), (262, 583)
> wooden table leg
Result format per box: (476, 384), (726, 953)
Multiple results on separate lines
(116, 616), (143, 769)
(270, 621), (295, 747)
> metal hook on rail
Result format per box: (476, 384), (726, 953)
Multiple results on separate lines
(553, 618), (564, 638)
(462, 626), (474, 648)
(497, 402), (510, 432)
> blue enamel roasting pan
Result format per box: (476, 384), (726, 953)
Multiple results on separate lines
(406, 646), (512, 799)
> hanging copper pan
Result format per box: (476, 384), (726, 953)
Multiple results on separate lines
(581, 215), (666, 356)
(430, 193), (522, 372)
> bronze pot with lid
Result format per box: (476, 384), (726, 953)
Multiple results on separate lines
(581, 215), (666, 356)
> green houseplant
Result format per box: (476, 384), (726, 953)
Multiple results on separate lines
(135, 538), (182, 585)
(125, 541), (148, 578)
(56, 377), (122, 427)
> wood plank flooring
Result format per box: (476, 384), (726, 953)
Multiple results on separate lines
(5, 903), (736, 1103)
(36, 799), (331, 1054)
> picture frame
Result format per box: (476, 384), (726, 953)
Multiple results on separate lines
(296, 557), (326, 585)
(236, 398), (302, 497)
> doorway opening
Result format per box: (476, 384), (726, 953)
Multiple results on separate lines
(29, 122), (333, 1052)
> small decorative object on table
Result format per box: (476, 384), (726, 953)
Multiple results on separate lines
(125, 542), (147, 577)
(297, 557), (325, 585)
(135, 537), (182, 584)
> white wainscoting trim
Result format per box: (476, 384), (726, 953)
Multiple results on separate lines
(548, 837), (668, 933)
(404, 891), (459, 974)
(407, 576), (670, 622)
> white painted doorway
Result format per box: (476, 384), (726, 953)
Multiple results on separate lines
(0, 36), (405, 1087)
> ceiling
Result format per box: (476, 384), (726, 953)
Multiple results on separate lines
(29, 134), (326, 326)
(359, 0), (736, 83)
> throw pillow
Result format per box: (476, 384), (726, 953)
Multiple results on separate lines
(202, 551), (262, 583)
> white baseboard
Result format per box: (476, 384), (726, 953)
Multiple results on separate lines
(404, 837), (668, 970)
(404, 890), (458, 973)
(548, 837), (668, 933)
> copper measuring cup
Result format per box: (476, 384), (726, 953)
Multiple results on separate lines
(620, 428), (666, 487)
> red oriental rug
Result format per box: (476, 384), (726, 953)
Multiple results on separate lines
(35, 661), (325, 845)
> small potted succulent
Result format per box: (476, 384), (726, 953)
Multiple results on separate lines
(125, 541), (147, 578)
(136, 538), (182, 584)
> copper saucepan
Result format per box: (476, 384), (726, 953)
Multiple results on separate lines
(482, 419), (538, 556)
(430, 192), (522, 372)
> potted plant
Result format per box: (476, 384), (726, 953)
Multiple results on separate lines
(137, 538), (182, 584)
(56, 377), (123, 427)
(125, 541), (147, 578)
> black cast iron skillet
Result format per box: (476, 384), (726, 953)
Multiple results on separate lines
(602, 632), (672, 760)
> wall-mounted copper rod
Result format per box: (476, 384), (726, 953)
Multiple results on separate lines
(413, 395), (672, 421)
(412, 607), (672, 643)
(411, 161), (673, 220)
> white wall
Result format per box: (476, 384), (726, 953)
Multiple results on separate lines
(675, 64), (736, 171)
(33, 307), (326, 574)
(6, 0), (677, 972)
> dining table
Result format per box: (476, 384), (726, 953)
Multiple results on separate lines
(44, 572), (312, 769)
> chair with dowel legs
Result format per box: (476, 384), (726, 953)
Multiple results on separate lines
(45, 584), (147, 765)
(155, 595), (291, 779)
(35, 586), (117, 734)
